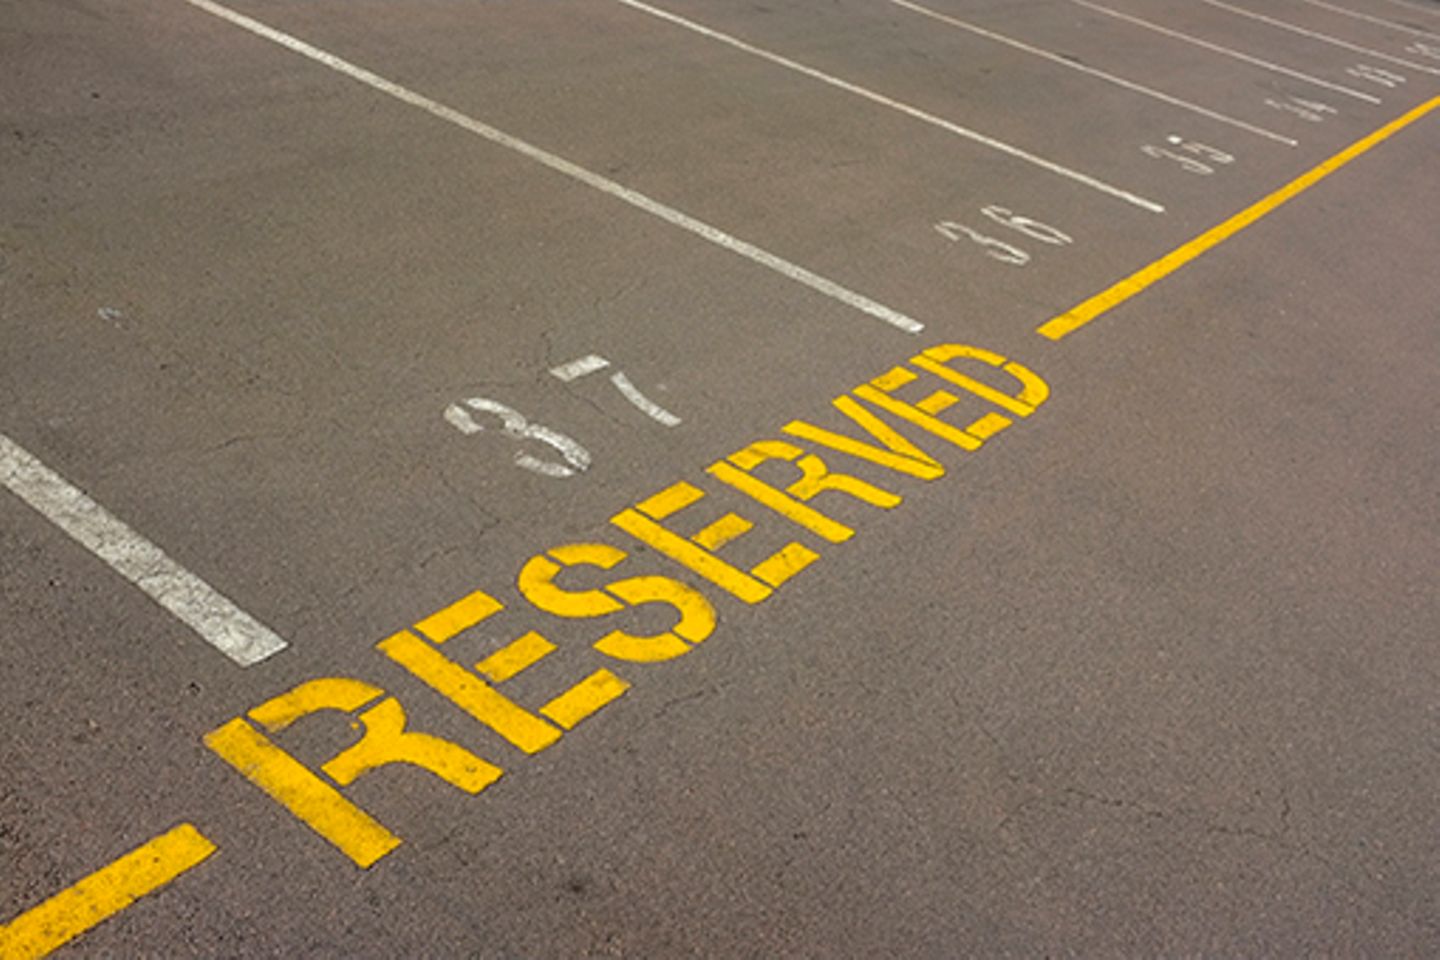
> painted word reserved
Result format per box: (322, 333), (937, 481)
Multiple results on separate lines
(204, 343), (1050, 868)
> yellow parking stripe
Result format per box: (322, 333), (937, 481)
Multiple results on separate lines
(0, 823), (216, 959)
(1039, 95), (1440, 341)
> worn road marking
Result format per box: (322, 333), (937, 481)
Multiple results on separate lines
(1071, 0), (1382, 103)
(612, 0), (1165, 212)
(550, 356), (683, 426)
(1294, 0), (1440, 41)
(1203, 0), (1440, 76)
(550, 355), (612, 382)
(1038, 95), (1440, 340)
(0, 824), (216, 959)
(889, 0), (1298, 145)
(609, 372), (683, 427)
(180, 0), (923, 334)
(0, 432), (288, 666)
(446, 397), (593, 478)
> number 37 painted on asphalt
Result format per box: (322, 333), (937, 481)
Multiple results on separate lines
(445, 354), (680, 479)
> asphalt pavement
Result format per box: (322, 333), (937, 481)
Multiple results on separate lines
(2, 0), (1439, 954)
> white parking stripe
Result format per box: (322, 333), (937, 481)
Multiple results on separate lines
(181, 0), (927, 334)
(1377, 0), (1440, 20)
(1293, 0), (1440, 41)
(888, 0), (1298, 145)
(0, 432), (288, 666)
(612, 0), (1165, 212)
(1072, 0), (1382, 104)
(1203, 0), (1440, 76)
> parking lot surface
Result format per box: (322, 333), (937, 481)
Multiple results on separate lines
(3, 0), (1439, 954)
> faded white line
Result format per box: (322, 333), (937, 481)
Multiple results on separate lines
(181, 0), (924, 335)
(1203, 0), (1440, 75)
(889, 0), (1298, 145)
(1378, 0), (1440, 21)
(612, 0), (1165, 212)
(1294, 0), (1440, 40)
(0, 432), (288, 666)
(1071, 0), (1382, 103)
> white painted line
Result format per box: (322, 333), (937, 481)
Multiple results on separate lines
(550, 355), (611, 382)
(1071, 0), (1382, 103)
(889, 0), (1298, 145)
(1377, 0), (1440, 21)
(1294, 0), (1440, 41)
(1203, 0), (1440, 76)
(610, 372), (682, 426)
(180, 0), (925, 335)
(0, 432), (288, 666)
(611, 0), (1165, 213)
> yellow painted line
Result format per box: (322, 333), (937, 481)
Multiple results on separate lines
(204, 716), (401, 868)
(539, 669), (632, 729)
(1038, 95), (1440, 341)
(0, 823), (216, 960)
(476, 630), (557, 683)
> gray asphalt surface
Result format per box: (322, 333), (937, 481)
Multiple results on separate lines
(3, 0), (1439, 954)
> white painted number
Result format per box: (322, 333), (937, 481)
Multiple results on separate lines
(936, 205), (1074, 268)
(979, 206), (1073, 246)
(935, 221), (1029, 266)
(1264, 95), (1337, 123)
(446, 354), (680, 480)
(1407, 43), (1440, 62)
(1347, 64), (1406, 88)
(549, 354), (682, 427)
(1167, 135), (1235, 165)
(445, 398), (592, 479)
(1142, 144), (1215, 175)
